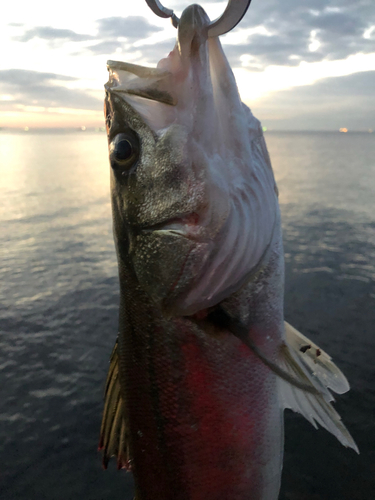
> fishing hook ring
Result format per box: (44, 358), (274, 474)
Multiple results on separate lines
(145, 0), (252, 36)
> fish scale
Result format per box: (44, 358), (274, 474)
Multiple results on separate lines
(119, 267), (282, 500)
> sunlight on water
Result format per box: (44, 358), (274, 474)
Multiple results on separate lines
(0, 132), (115, 311)
(1, 132), (110, 220)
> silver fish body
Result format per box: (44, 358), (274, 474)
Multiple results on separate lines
(100, 5), (358, 499)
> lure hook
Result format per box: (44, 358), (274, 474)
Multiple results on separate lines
(145, 0), (252, 36)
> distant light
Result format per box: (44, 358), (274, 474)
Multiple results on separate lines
(262, 126), (268, 132)
(24, 126), (29, 132)
(81, 126), (86, 131)
(369, 129), (373, 133)
(339, 128), (348, 133)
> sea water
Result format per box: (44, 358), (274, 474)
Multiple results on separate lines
(1, 130), (374, 500)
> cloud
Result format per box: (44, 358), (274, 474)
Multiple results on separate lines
(0, 69), (76, 85)
(94, 3), (372, 68)
(4, 6), (374, 128)
(252, 70), (375, 130)
(86, 40), (125, 56)
(96, 16), (162, 40)
(85, 37), (176, 63)
(161, 0), (375, 69)
(127, 39), (176, 63)
(87, 16), (164, 55)
(222, 35), (323, 70)
(8, 3), (375, 68)
(220, 0), (375, 69)
(0, 69), (102, 111)
(12, 16), (164, 58)
(1, 67), (373, 130)
(14, 26), (94, 43)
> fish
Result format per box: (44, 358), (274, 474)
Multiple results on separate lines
(99, 4), (358, 499)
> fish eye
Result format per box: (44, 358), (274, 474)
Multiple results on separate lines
(114, 137), (132, 161)
(110, 132), (139, 173)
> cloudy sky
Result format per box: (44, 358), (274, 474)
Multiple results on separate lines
(1, 0), (374, 130)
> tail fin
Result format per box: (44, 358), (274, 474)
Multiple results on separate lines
(279, 322), (359, 453)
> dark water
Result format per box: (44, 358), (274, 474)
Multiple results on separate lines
(1, 130), (374, 499)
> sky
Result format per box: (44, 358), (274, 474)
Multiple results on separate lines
(0, 0), (374, 130)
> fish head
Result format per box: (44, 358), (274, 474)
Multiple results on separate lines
(104, 4), (278, 317)
(104, 86), (215, 312)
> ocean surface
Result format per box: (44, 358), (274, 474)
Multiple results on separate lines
(1, 130), (374, 500)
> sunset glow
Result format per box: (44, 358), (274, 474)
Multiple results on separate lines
(1, 0), (374, 130)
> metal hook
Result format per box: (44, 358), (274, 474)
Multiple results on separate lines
(145, 0), (252, 36)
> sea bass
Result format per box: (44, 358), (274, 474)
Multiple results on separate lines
(99, 5), (358, 499)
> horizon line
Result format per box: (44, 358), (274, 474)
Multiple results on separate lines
(0, 127), (373, 134)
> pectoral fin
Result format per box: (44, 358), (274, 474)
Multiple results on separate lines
(99, 339), (131, 469)
(279, 322), (359, 453)
(283, 321), (350, 394)
(201, 307), (324, 395)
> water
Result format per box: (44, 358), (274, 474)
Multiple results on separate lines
(1, 130), (374, 499)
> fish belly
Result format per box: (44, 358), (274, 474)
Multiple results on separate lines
(120, 303), (283, 500)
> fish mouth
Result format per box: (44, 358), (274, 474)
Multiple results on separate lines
(140, 212), (201, 239)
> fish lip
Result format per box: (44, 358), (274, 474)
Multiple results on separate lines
(139, 213), (200, 240)
(143, 226), (195, 242)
